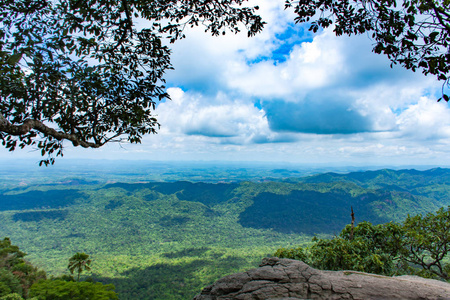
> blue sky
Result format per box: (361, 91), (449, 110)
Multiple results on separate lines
(3, 0), (450, 167)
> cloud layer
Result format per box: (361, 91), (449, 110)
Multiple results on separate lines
(147, 0), (450, 165)
(4, 0), (450, 166)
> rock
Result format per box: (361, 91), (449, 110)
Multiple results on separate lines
(193, 257), (450, 300)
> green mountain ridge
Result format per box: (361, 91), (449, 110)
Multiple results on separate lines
(300, 168), (450, 191)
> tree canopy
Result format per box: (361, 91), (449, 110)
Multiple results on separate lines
(0, 238), (46, 299)
(286, 0), (450, 100)
(0, 238), (118, 300)
(0, 0), (264, 165)
(275, 207), (450, 280)
(30, 280), (118, 300)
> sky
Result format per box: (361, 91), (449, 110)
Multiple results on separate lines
(3, 0), (450, 167)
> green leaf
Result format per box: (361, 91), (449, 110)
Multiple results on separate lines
(7, 53), (22, 65)
(429, 32), (439, 41)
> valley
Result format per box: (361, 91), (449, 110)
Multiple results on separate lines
(0, 163), (449, 299)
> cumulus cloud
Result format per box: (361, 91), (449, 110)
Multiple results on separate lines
(225, 29), (346, 99)
(151, 0), (448, 164)
(156, 88), (294, 144)
(212, 20), (437, 136)
(13, 0), (448, 165)
(396, 97), (450, 140)
(148, 1), (449, 165)
(164, 0), (296, 93)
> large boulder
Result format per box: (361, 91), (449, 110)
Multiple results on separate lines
(194, 257), (450, 300)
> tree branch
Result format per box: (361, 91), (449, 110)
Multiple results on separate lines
(122, 0), (133, 29)
(110, 0), (134, 52)
(0, 114), (109, 148)
(430, 2), (450, 34)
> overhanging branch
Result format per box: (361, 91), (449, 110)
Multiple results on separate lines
(0, 114), (108, 148)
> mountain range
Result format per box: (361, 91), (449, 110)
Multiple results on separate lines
(0, 167), (449, 299)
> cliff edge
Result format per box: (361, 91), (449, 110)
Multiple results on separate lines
(194, 257), (450, 300)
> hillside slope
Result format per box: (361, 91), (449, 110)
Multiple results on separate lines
(0, 168), (449, 299)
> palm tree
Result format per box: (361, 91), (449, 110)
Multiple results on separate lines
(68, 252), (92, 281)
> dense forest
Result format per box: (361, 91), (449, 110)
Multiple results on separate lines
(0, 168), (449, 299)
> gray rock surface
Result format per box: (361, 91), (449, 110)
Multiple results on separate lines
(193, 257), (450, 300)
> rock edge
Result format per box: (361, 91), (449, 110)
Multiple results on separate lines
(194, 257), (450, 300)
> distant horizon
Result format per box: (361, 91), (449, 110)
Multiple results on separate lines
(0, 157), (450, 175)
(2, 157), (450, 168)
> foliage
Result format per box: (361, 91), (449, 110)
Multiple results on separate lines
(0, 293), (26, 300)
(286, 0), (450, 100)
(0, 0), (264, 165)
(0, 293), (37, 300)
(0, 238), (117, 299)
(68, 252), (92, 281)
(275, 207), (450, 280)
(273, 247), (307, 261)
(94, 253), (255, 300)
(0, 237), (26, 266)
(238, 189), (394, 234)
(0, 181), (312, 298)
(1, 169), (450, 298)
(308, 221), (405, 275)
(29, 280), (117, 300)
(402, 207), (450, 279)
(275, 221), (405, 275)
(0, 238), (46, 298)
(0, 269), (22, 297)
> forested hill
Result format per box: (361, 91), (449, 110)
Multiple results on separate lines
(298, 168), (450, 194)
(239, 167), (450, 234)
(0, 168), (449, 299)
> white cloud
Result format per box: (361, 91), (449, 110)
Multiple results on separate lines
(148, 0), (450, 165)
(225, 29), (346, 99)
(4, 0), (450, 166)
(157, 88), (278, 143)
(397, 97), (450, 140)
